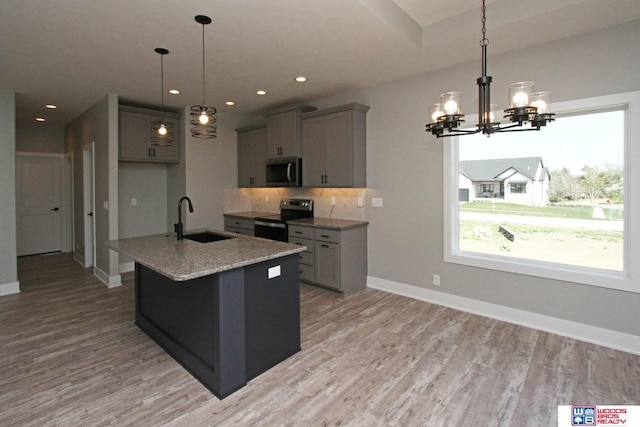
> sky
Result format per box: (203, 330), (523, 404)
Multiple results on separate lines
(458, 109), (624, 174)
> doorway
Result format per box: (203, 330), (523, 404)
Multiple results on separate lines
(83, 142), (95, 268)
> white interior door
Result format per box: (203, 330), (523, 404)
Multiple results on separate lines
(16, 156), (62, 256)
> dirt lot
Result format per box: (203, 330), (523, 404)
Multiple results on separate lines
(460, 222), (623, 271)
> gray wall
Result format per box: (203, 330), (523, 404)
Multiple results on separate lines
(16, 123), (64, 154)
(303, 20), (640, 336)
(0, 90), (17, 291)
(118, 162), (168, 238)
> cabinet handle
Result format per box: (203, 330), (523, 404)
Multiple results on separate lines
(321, 234), (330, 238)
(321, 244), (330, 248)
(324, 174), (328, 184)
(148, 148), (151, 157)
(295, 231), (302, 234)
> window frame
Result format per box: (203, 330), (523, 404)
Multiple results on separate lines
(443, 91), (639, 293)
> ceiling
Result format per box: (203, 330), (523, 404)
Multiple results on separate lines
(1, 0), (639, 126)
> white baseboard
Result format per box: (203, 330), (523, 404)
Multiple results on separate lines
(73, 251), (85, 267)
(367, 276), (640, 356)
(0, 281), (20, 296)
(119, 261), (134, 274)
(94, 266), (122, 289)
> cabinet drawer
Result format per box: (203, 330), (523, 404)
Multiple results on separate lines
(289, 236), (313, 252)
(298, 251), (314, 265)
(314, 228), (339, 243)
(225, 226), (254, 236)
(299, 263), (315, 283)
(288, 225), (314, 239)
(224, 217), (254, 231)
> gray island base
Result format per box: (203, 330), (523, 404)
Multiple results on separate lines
(108, 231), (305, 399)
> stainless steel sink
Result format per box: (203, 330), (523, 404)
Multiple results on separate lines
(183, 231), (235, 243)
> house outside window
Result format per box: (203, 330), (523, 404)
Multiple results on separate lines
(443, 91), (639, 294)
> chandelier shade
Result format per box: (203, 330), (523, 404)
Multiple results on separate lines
(426, 0), (555, 138)
(151, 47), (174, 146)
(190, 14), (217, 139)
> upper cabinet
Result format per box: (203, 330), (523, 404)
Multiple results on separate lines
(266, 104), (316, 159)
(237, 125), (267, 187)
(300, 103), (369, 188)
(119, 105), (180, 163)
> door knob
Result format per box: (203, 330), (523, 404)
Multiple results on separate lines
(50, 207), (59, 211)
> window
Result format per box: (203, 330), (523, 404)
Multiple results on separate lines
(443, 91), (640, 293)
(509, 183), (526, 193)
(481, 184), (494, 193)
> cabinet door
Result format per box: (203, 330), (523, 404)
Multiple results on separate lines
(324, 111), (352, 187)
(252, 128), (267, 186)
(279, 110), (299, 157)
(237, 131), (256, 187)
(150, 116), (180, 162)
(300, 117), (325, 187)
(315, 241), (340, 290)
(120, 111), (151, 160)
(266, 115), (282, 158)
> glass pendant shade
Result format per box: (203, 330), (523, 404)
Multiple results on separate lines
(190, 15), (217, 139)
(509, 81), (535, 108)
(530, 91), (551, 114)
(441, 92), (462, 115)
(429, 103), (444, 122)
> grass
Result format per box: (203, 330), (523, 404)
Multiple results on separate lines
(460, 202), (624, 221)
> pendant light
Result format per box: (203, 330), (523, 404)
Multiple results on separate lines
(426, 0), (555, 138)
(151, 47), (174, 146)
(190, 15), (217, 139)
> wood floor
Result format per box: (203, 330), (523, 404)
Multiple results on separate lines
(1, 254), (638, 426)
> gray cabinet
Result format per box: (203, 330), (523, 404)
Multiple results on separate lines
(289, 223), (367, 296)
(266, 105), (316, 159)
(300, 103), (369, 187)
(119, 107), (180, 163)
(237, 125), (267, 187)
(224, 217), (255, 236)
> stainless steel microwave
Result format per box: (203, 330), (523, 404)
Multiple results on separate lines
(266, 157), (302, 187)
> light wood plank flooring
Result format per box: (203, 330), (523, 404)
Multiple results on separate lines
(1, 253), (638, 426)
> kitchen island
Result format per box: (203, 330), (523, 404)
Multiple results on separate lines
(108, 230), (306, 399)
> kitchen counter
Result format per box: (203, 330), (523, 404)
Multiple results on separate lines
(107, 229), (305, 281)
(223, 211), (274, 219)
(289, 217), (369, 230)
(107, 229), (304, 399)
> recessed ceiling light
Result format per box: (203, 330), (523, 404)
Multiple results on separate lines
(45, 104), (57, 109)
(295, 76), (307, 82)
(256, 90), (267, 96)
(168, 89), (180, 95)
(36, 117), (46, 122)
(225, 101), (235, 106)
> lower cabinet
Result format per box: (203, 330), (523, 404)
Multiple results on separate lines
(288, 224), (367, 296)
(224, 217), (255, 236)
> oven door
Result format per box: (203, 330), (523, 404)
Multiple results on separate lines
(254, 220), (288, 242)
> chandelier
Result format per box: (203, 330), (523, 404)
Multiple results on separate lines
(426, 0), (555, 138)
(190, 15), (217, 139)
(151, 47), (174, 146)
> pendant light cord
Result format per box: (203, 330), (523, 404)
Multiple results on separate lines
(481, 0), (488, 47)
(160, 53), (165, 115)
(201, 22), (206, 106)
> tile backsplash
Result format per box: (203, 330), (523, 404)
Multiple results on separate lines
(224, 188), (368, 221)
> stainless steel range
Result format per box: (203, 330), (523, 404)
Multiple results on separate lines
(254, 198), (313, 242)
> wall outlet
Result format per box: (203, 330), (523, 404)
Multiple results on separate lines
(357, 197), (364, 207)
(103, 200), (109, 210)
(433, 274), (441, 286)
(131, 198), (137, 206)
(372, 197), (383, 208)
(265, 194), (269, 202)
(331, 196), (336, 205)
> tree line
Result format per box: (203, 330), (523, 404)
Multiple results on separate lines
(549, 165), (623, 206)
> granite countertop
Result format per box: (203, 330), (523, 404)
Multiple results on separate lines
(107, 229), (305, 282)
(288, 217), (369, 230)
(223, 211), (274, 219)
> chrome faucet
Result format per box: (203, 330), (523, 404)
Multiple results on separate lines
(176, 196), (194, 240)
